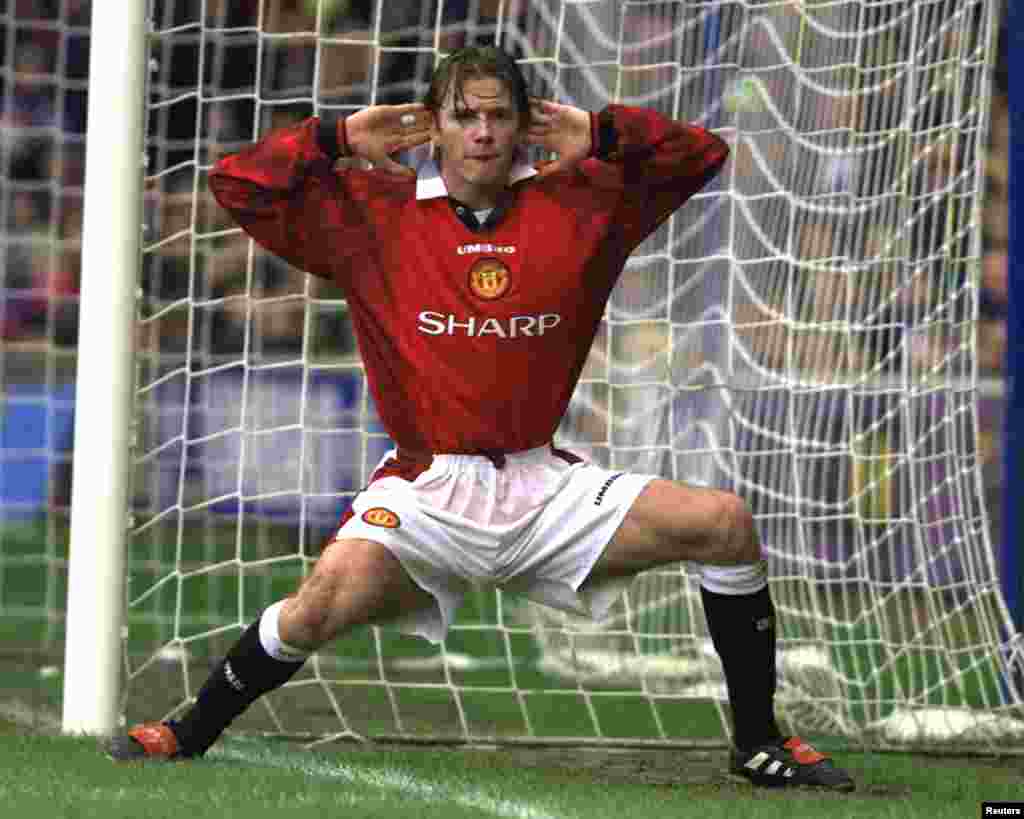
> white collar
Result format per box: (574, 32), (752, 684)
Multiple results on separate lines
(414, 149), (538, 201)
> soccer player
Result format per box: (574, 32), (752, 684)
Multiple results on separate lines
(108, 46), (853, 792)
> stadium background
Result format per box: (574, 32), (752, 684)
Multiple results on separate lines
(0, 0), (1015, 749)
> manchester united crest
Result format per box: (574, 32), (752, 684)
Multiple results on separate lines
(468, 257), (511, 300)
(362, 507), (400, 528)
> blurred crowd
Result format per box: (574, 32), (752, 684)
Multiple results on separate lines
(0, 0), (1011, 380)
(0, 0), (89, 347)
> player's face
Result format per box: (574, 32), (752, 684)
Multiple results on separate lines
(432, 76), (525, 210)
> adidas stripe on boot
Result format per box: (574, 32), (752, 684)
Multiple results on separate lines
(729, 736), (854, 792)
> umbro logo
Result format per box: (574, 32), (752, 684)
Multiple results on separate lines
(457, 243), (516, 255)
(594, 472), (624, 506)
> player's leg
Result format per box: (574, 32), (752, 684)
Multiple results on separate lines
(583, 478), (853, 791)
(276, 535), (438, 650)
(109, 536), (435, 761)
(585, 478), (762, 578)
(584, 479), (780, 748)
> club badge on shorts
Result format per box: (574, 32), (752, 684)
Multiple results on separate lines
(468, 257), (511, 300)
(362, 507), (400, 528)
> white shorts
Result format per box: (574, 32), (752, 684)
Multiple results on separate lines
(335, 444), (656, 644)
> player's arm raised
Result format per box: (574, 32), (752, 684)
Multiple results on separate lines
(526, 99), (728, 186)
(527, 99), (729, 250)
(208, 105), (431, 277)
(591, 104), (729, 249)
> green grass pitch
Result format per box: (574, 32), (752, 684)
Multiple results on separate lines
(3, 518), (1023, 818)
(1, 726), (1022, 819)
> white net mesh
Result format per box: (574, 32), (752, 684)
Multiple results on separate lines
(108, 0), (1024, 749)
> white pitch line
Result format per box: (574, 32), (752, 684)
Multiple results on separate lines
(216, 739), (571, 819)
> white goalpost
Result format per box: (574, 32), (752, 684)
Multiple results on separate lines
(58, 0), (1024, 750)
(61, 0), (147, 735)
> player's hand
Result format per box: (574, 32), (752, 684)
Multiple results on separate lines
(344, 103), (433, 177)
(526, 99), (592, 177)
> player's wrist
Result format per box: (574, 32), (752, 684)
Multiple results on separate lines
(338, 116), (350, 157)
(591, 108), (617, 160)
(316, 113), (350, 160)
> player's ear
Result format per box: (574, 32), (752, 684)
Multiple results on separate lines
(428, 120), (443, 162)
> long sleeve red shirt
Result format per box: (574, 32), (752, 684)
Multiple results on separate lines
(209, 105), (728, 455)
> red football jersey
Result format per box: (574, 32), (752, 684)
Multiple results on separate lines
(209, 105), (728, 455)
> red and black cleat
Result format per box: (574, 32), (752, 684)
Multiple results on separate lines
(106, 722), (189, 762)
(729, 736), (855, 792)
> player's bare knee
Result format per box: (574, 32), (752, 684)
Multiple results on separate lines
(290, 540), (406, 642)
(715, 491), (760, 565)
(287, 568), (343, 647)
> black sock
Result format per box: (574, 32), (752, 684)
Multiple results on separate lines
(171, 614), (305, 756)
(700, 584), (783, 751)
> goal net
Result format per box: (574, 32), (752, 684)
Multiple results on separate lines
(113, 0), (1022, 751)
